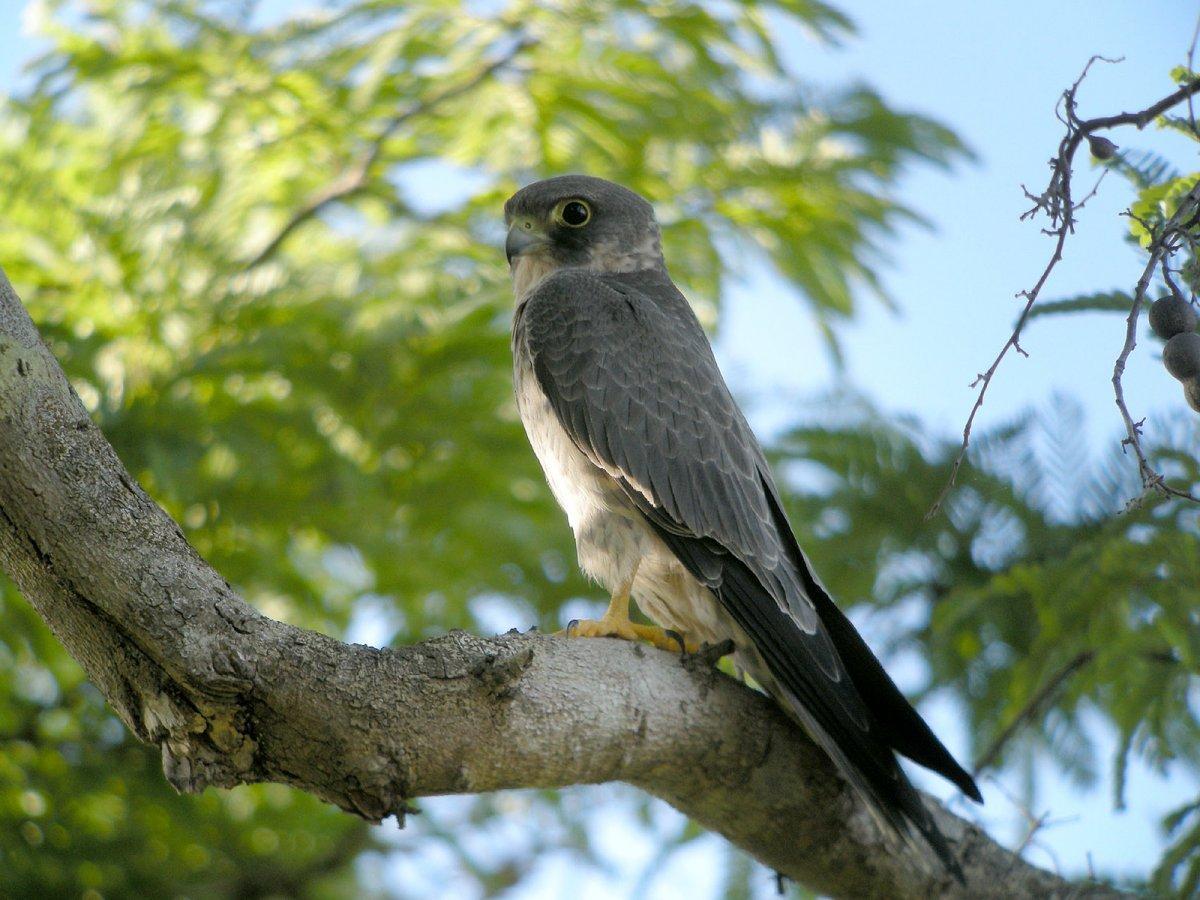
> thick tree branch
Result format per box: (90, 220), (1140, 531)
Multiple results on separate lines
(0, 271), (1124, 898)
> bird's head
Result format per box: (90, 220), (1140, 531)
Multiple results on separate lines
(503, 175), (664, 299)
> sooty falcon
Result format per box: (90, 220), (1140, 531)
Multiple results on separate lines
(505, 174), (981, 876)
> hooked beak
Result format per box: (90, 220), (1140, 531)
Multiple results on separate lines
(505, 221), (549, 264)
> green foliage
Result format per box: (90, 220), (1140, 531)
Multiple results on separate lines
(774, 395), (1200, 895)
(0, 0), (965, 895)
(1025, 290), (1134, 321)
(0, 585), (368, 898)
(1110, 81), (1200, 261)
(1128, 172), (1200, 250)
(955, 67), (1200, 896)
(1103, 82), (1200, 888)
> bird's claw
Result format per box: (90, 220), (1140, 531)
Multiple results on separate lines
(682, 638), (736, 671)
(558, 617), (693, 653)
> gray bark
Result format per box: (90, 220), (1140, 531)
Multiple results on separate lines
(0, 270), (1125, 899)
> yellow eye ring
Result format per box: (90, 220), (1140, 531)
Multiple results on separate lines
(553, 199), (591, 228)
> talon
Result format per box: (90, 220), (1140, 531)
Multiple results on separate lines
(683, 638), (736, 669)
(626, 622), (692, 653)
(554, 566), (697, 654)
(557, 614), (689, 654)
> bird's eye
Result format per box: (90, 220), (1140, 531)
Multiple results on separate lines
(555, 199), (591, 228)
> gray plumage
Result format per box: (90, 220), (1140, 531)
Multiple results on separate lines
(505, 175), (980, 876)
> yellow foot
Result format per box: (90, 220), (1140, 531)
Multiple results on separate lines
(559, 617), (697, 654)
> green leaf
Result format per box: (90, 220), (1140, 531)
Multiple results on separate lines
(1026, 290), (1133, 322)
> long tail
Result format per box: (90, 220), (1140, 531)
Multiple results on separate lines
(716, 560), (968, 881)
(647, 519), (972, 880)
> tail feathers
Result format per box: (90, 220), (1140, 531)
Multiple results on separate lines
(805, 577), (983, 803)
(710, 558), (968, 882)
(759, 478), (983, 803)
(643, 505), (971, 880)
(782, 688), (965, 882)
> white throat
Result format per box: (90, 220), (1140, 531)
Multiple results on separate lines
(510, 233), (665, 304)
(510, 253), (560, 302)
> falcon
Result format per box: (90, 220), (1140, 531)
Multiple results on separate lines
(505, 175), (981, 875)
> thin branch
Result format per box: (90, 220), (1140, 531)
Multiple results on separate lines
(974, 645), (1183, 777)
(980, 775), (1071, 878)
(926, 58), (1200, 519)
(240, 35), (537, 271)
(1187, 12), (1200, 135)
(973, 650), (1095, 776)
(1110, 188), (1200, 509)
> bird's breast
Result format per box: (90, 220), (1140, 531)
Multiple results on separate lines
(513, 356), (628, 533)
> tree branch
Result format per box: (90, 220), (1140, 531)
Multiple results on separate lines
(239, 34), (537, 271)
(973, 650), (1096, 776)
(0, 270), (1125, 898)
(1110, 185), (1200, 508)
(927, 58), (1200, 519)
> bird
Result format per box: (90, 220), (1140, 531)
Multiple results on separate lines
(505, 174), (981, 877)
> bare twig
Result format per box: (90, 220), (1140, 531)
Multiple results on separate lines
(1112, 184), (1200, 509)
(926, 57), (1200, 519)
(978, 775), (1068, 876)
(240, 36), (537, 271)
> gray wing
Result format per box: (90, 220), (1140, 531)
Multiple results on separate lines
(514, 267), (977, 874)
(516, 268), (822, 627)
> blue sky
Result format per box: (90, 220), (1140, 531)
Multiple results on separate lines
(722, 1), (1198, 448)
(1, 0), (1196, 895)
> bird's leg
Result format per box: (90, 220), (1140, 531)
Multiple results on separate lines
(560, 563), (696, 653)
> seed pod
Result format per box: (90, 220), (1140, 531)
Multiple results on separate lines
(1164, 332), (1200, 381)
(1185, 377), (1200, 414)
(1149, 295), (1199, 340)
(1087, 135), (1118, 160)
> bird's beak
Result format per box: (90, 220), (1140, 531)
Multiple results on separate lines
(506, 221), (549, 265)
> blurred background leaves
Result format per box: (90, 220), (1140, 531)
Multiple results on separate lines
(0, 0), (1196, 897)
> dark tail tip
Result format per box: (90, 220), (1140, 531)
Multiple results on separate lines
(952, 764), (984, 804)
